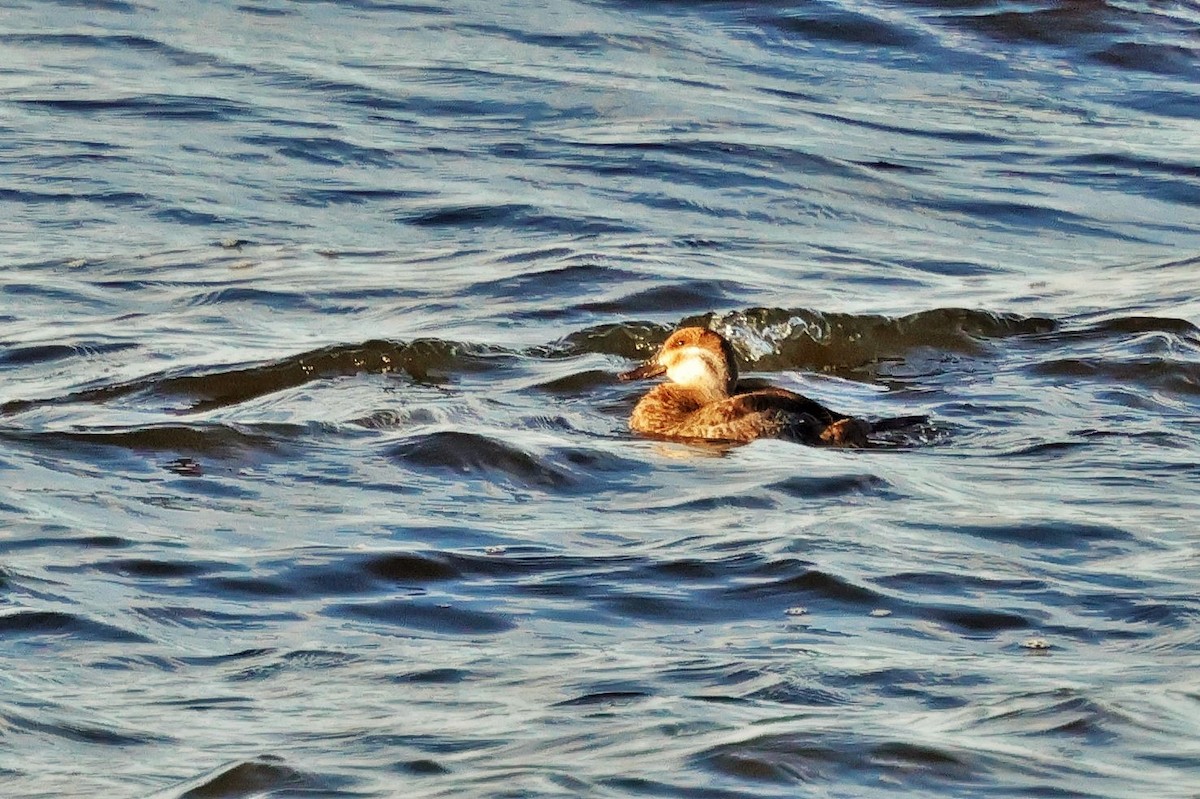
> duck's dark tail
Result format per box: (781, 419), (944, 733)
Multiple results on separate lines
(868, 415), (931, 434)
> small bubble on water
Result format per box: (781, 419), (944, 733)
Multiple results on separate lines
(869, 609), (892, 617)
(784, 606), (807, 616)
(1022, 637), (1051, 651)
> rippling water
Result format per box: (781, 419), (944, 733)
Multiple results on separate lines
(3, 1), (1200, 797)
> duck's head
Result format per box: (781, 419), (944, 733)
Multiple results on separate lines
(619, 327), (738, 398)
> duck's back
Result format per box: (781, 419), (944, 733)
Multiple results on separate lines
(630, 385), (862, 444)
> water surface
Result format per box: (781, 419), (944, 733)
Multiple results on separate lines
(2, 1), (1199, 797)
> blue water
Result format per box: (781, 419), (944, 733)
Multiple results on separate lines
(2, 1), (1199, 797)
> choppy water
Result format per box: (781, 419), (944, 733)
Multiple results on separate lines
(3, 1), (1200, 797)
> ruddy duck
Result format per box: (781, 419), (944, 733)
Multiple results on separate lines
(620, 327), (890, 446)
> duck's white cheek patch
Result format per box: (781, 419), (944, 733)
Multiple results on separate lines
(666, 348), (715, 386)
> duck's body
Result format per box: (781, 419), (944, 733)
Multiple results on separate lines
(619, 327), (873, 446)
(628, 380), (869, 445)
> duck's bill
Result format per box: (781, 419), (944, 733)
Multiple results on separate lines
(618, 362), (666, 381)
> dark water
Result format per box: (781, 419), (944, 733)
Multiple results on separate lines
(3, 1), (1200, 796)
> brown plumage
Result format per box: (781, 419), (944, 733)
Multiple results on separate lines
(618, 327), (870, 446)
